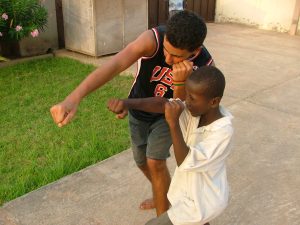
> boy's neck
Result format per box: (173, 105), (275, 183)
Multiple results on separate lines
(198, 106), (223, 128)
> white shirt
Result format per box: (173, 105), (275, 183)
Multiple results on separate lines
(167, 105), (234, 225)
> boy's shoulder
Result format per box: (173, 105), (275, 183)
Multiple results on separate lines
(207, 106), (233, 132)
(180, 105), (233, 134)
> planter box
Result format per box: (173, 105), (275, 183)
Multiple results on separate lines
(62, 0), (148, 56)
(0, 0), (58, 58)
(0, 41), (20, 58)
(19, 0), (58, 56)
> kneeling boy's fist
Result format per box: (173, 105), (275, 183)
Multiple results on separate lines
(107, 99), (128, 119)
(165, 99), (184, 127)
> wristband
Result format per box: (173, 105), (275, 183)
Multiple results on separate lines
(173, 82), (185, 86)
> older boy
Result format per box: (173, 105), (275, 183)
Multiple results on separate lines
(50, 11), (213, 216)
(108, 66), (233, 225)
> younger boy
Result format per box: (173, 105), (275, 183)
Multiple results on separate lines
(107, 66), (234, 225)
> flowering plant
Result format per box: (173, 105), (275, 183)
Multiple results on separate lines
(0, 0), (47, 41)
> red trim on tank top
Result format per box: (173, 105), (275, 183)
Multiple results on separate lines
(206, 58), (213, 66)
(142, 28), (160, 60)
(128, 28), (160, 95)
(128, 59), (141, 96)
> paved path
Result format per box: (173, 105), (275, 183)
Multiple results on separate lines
(53, 49), (137, 76)
(1, 23), (300, 225)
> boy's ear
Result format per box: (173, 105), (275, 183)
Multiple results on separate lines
(210, 97), (222, 108)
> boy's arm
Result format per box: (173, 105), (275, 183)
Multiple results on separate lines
(164, 100), (189, 166)
(178, 128), (233, 172)
(172, 60), (193, 101)
(50, 30), (157, 127)
(107, 97), (168, 118)
(166, 100), (233, 170)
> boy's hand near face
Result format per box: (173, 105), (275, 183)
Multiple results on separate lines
(172, 60), (193, 100)
(165, 99), (185, 128)
(172, 60), (193, 82)
(107, 99), (128, 119)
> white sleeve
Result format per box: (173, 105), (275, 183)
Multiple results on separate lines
(178, 107), (190, 133)
(178, 126), (233, 172)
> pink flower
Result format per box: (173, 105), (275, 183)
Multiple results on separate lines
(30, 29), (39, 37)
(1, 13), (8, 20)
(15, 25), (22, 31)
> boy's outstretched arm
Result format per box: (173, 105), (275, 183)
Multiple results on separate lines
(50, 29), (157, 127)
(107, 97), (168, 118)
(165, 99), (189, 166)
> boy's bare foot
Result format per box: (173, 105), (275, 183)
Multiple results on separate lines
(139, 198), (155, 210)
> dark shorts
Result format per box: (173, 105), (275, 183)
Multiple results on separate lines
(129, 112), (172, 166)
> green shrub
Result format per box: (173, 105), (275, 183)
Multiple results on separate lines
(0, 0), (47, 41)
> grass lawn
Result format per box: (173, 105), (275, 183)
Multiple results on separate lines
(0, 57), (133, 205)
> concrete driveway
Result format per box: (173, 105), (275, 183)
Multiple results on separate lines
(1, 23), (300, 225)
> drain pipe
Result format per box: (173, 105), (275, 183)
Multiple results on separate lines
(289, 0), (300, 35)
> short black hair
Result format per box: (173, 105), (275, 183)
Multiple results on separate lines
(188, 66), (226, 98)
(166, 10), (207, 52)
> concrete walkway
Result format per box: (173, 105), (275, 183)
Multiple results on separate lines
(1, 23), (300, 225)
(53, 49), (137, 76)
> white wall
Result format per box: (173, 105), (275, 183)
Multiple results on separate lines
(215, 0), (299, 33)
(63, 0), (148, 56)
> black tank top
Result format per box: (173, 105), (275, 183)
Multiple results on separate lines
(128, 26), (213, 122)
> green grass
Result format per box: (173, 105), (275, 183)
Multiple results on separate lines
(0, 57), (133, 205)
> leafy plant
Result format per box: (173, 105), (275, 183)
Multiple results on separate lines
(0, 0), (47, 41)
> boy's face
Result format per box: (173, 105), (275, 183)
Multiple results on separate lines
(185, 79), (219, 117)
(163, 37), (200, 65)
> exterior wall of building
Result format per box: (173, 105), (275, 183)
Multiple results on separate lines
(215, 0), (299, 34)
(63, 0), (148, 56)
